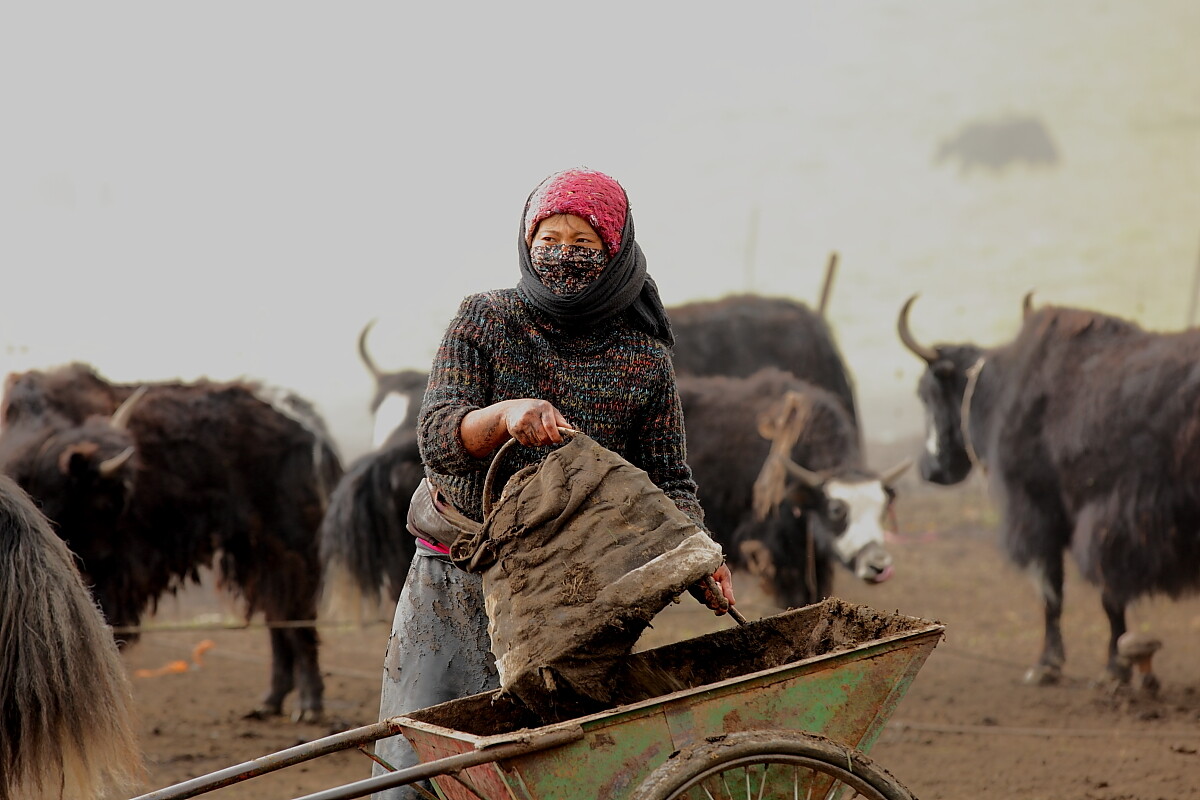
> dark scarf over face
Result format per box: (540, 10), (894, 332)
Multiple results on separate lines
(518, 199), (675, 346)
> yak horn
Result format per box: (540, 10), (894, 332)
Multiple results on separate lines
(110, 386), (148, 431)
(98, 446), (135, 478)
(898, 295), (940, 364)
(1022, 290), (1036, 319)
(783, 458), (824, 488)
(357, 318), (383, 379)
(880, 457), (914, 485)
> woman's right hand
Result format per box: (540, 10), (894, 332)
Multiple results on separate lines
(461, 398), (573, 457)
(501, 399), (572, 447)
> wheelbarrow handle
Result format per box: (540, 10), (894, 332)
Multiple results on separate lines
(701, 575), (748, 625)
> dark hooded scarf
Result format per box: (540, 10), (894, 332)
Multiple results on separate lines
(517, 195), (675, 347)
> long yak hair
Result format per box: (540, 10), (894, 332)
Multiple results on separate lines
(0, 474), (144, 800)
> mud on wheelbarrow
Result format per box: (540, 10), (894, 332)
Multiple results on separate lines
(132, 597), (944, 800)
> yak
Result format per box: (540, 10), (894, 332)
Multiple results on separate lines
(0, 473), (143, 800)
(318, 427), (424, 618)
(898, 295), (1200, 688)
(0, 363), (343, 721)
(669, 293), (860, 429)
(680, 367), (909, 608)
(314, 322), (429, 615)
(357, 319), (430, 448)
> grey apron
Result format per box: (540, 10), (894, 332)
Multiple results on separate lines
(371, 543), (498, 800)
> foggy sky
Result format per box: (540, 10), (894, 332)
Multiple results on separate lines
(3, 1), (1198, 459)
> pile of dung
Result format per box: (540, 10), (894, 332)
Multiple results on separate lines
(407, 598), (942, 735)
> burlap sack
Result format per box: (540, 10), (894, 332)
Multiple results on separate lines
(450, 432), (723, 721)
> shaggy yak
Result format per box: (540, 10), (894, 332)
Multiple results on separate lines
(899, 294), (1200, 688)
(0, 473), (143, 799)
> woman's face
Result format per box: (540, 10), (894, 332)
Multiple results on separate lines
(530, 214), (604, 251)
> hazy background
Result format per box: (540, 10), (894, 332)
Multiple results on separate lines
(3, 1), (1198, 462)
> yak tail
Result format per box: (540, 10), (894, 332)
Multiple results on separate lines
(0, 475), (144, 800)
(318, 435), (422, 624)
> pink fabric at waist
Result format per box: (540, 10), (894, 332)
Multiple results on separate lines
(418, 538), (451, 555)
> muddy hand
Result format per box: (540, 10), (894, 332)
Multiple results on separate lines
(504, 399), (572, 447)
(700, 575), (747, 625)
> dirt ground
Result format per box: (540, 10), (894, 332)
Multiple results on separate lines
(123, 450), (1200, 800)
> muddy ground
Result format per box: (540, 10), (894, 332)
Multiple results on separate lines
(123, 452), (1200, 800)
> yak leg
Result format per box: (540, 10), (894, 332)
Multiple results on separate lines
(251, 625), (296, 718)
(252, 622), (324, 722)
(1024, 552), (1066, 685)
(288, 624), (325, 722)
(1100, 590), (1130, 684)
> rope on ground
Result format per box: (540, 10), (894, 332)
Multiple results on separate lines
(110, 617), (391, 635)
(130, 637), (381, 680)
(929, 641), (1105, 688)
(887, 719), (1199, 740)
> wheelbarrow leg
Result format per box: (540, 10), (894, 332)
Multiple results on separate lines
(290, 728), (583, 800)
(357, 749), (439, 800)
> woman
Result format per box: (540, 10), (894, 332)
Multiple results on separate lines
(372, 167), (735, 796)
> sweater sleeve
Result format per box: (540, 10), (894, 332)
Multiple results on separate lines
(417, 294), (497, 476)
(630, 358), (708, 532)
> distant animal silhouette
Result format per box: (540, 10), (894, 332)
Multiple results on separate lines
(935, 115), (1060, 173)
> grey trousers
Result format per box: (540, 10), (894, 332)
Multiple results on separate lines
(371, 544), (499, 800)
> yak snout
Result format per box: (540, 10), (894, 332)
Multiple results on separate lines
(854, 541), (894, 584)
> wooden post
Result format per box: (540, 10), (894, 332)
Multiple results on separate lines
(817, 251), (839, 318)
(1187, 233), (1200, 328)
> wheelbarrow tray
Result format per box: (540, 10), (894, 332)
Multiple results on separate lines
(396, 597), (943, 800)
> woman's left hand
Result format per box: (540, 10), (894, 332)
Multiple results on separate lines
(702, 563), (736, 614)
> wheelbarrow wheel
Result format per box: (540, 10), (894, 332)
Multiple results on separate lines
(634, 730), (916, 800)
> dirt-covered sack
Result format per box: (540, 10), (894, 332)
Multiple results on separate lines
(450, 432), (723, 721)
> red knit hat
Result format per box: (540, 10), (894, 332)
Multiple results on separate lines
(523, 168), (628, 257)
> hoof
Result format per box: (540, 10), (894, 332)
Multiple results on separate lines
(1133, 672), (1161, 697)
(244, 706), (283, 721)
(293, 708), (325, 724)
(1023, 664), (1061, 685)
(1098, 670), (1129, 694)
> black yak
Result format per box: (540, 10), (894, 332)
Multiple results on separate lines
(669, 293), (860, 429)
(899, 295), (1200, 687)
(318, 428), (424, 617)
(0, 363), (343, 721)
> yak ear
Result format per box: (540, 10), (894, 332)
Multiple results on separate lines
(932, 359), (958, 379)
(58, 444), (94, 478)
(738, 539), (777, 580)
(787, 480), (824, 512)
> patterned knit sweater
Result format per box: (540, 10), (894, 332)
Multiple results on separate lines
(418, 288), (705, 529)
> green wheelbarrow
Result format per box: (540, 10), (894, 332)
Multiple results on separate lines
(132, 597), (944, 800)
